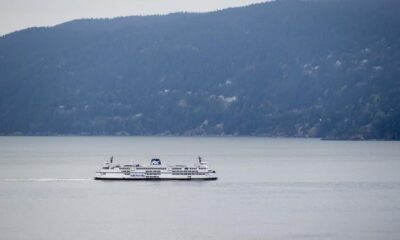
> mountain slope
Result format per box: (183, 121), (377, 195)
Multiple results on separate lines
(0, 0), (400, 139)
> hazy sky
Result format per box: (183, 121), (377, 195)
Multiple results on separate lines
(0, 0), (267, 36)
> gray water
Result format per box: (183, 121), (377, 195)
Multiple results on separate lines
(0, 137), (399, 240)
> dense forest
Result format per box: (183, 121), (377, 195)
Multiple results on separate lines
(0, 0), (399, 139)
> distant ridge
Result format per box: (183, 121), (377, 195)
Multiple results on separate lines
(0, 0), (399, 139)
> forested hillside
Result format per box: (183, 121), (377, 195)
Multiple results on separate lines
(0, 0), (399, 139)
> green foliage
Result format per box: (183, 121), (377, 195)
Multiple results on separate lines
(0, 0), (399, 139)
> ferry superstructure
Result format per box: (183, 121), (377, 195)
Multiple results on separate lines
(95, 156), (218, 180)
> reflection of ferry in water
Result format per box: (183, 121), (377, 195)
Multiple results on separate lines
(95, 156), (218, 180)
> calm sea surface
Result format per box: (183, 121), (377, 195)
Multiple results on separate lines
(0, 137), (399, 240)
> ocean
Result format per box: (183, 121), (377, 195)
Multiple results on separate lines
(0, 137), (399, 240)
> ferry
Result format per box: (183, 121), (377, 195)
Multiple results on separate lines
(95, 156), (218, 180)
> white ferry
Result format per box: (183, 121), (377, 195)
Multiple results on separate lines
(95, 156), (218, 180)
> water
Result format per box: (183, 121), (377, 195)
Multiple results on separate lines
(0, 137), (399, 240)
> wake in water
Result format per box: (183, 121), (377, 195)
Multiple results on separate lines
(0, 178), (92, 182)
